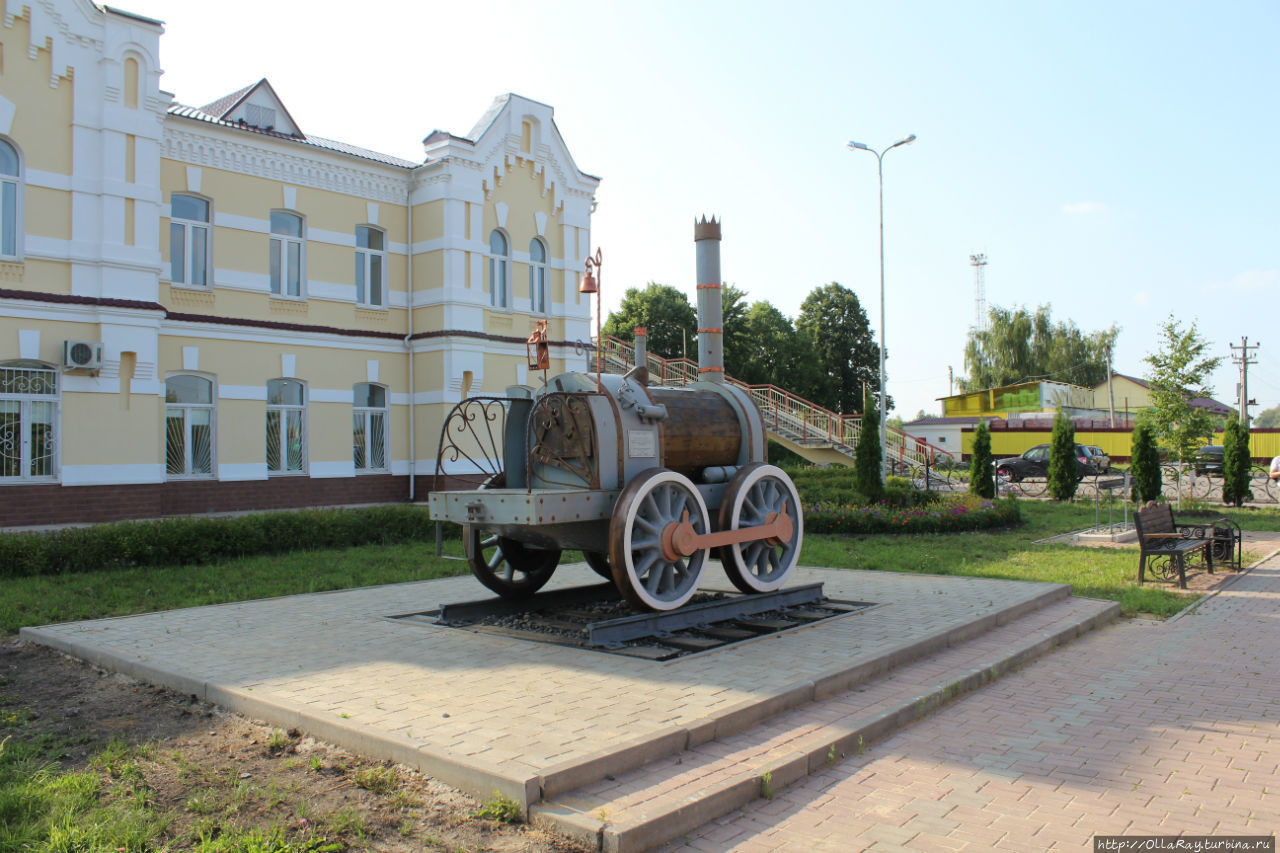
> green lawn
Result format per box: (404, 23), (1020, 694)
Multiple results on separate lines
(801, 499), (1276, 618)
(4, 499), (1274, 635)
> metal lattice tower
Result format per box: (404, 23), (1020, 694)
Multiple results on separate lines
(970, 253), (988, 332)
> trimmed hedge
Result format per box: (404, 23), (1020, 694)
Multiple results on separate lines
(805, 494), (1021, 536)
(0, 506), (456, 580)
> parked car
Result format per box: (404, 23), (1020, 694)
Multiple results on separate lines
(994, 443), (1092, 481)
(1193, 444), (1224, 477)
(1084, 445), (1111, 474)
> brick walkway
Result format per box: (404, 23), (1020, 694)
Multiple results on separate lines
(668, 554), (1280, 851)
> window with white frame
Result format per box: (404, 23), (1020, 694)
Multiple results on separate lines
(529, 237), (548, 313)
(269, 211), (304, 298)
(165, 375), (214, 477)
(488, 229), (509, 308)
(0, 361), (57, 481)
(352, 383), (387, 472)
(169, 194), (211, 286)
(355, 226), (385, 308)
(0, 139), (22, 260)
(266, 378), (306, 474)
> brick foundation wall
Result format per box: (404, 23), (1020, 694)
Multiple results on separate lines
(0, 475), (412, 528)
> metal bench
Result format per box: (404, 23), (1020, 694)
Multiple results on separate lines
(1135, 501), (1217, 589)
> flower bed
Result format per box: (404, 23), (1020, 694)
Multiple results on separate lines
(805, 494), (1021, 536)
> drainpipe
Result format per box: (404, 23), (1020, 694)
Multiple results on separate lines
(406, 177), (416, 502)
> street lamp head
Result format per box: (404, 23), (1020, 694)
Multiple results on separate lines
(847, 141), (870, 151)
(893, 134), (917, 148)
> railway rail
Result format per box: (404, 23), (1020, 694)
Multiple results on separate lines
(393, 582), (874, 661)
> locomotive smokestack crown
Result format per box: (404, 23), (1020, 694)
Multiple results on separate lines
(694, 216), (724, 383)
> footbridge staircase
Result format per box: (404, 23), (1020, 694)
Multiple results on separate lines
(595, 336), (957, 488)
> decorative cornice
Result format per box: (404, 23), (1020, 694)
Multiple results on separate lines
(162, 123), (410, 205)
(0, 287), (164, 312)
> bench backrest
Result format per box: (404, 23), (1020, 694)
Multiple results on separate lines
(1135, 502), (1175, 539)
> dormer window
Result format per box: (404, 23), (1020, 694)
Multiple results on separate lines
(245, 104), (277, 130)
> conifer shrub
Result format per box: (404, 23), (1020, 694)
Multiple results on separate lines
(1221, 420), (1252, 507)
(854, 388), (884, 504)
(969, 420), (995, 499)
(1047, 408), (1079, 501)
(1130, 419), (1162, 503)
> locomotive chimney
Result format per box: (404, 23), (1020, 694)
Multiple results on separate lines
(694, 216), (724, 383)
(633, 326), (647, 365)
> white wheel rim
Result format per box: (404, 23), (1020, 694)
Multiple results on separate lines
(620, 470), (709, 610)
(723, 464), (802, 592)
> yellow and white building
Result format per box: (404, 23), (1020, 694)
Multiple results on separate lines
(0, 0), (598, 526)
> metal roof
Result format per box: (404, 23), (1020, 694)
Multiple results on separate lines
(166, 104), (420, 169)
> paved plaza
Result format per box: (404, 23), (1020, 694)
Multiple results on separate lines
(22, 564), (1079, 810)
(668, 551), (1280, 851)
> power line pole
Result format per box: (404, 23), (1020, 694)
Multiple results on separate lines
(1105, 344), (1116, 428)
(1230, 337), (1260, 426)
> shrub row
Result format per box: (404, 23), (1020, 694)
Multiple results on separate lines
(786, 467), (944, 509)
(805, 494), (1021, 536)
(0, 506), (459, 579)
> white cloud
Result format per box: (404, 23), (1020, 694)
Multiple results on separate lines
(1132, 290), (1150, 306)
(1062, 201), (1109, 215)
(1204, 269), (1279, 293)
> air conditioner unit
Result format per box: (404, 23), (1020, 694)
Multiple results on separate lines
(63, 340), (103, 371)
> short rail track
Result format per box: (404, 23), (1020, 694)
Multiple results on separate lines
(391, 582), (875, 661)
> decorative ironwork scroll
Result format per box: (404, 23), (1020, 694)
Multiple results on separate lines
(528, 392), (598, 489)
(433, 397), (509, 490)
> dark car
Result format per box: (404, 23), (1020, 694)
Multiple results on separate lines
(995, 443), (1092, 482)
(1193, 445), (1224, 477)
(1084, 445), (1111, 474)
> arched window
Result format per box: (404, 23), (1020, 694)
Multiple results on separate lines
(355, 226), (385, 307)
(529, 237), (547, 314)
(266, 378), (306, 474)
(353, 382), (387, 471)
(269, 211), (304, 298)
(488, 229), (509, 309)
(169, 194), (210, 286)
(1, 139), (22, 260)
(0, 360), (58, 480)
(165, 375), (214, 477)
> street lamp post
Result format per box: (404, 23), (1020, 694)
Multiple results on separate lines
(847, 133), (916, 484)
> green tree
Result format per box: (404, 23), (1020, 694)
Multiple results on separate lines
(726, 300), (820, 394)
(1129, 417), (1162, 503)
(959, 304), (1119, 391)
(969, 420), (995, 499)
(602, 283), (696, 360)
(718, 285), (750, 376)
(1254, 404), (1280, 428)
(795, 283), (882, 414)
(1143, 316), (1224, 465)
(1047, 408), (1079, 501)
(854, 386), (884, 502)
(1222, 420), (1252, 507)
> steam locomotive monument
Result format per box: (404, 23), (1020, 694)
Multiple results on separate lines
(428, 218), (803, 612)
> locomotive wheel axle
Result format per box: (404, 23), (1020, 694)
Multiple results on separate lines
(660, 506), (794, 562)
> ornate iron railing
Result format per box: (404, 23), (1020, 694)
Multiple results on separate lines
(432, 396), (509, 490)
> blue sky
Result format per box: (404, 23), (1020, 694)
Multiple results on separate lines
(129, 0), (1280, 420)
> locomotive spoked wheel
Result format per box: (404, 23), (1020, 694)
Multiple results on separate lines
(463, 473), (561, 598)
(717, 463), (803, 594)
(609, 468), (710, 611)
(583, 551), (614, 580)
(465, 531), (561, 598)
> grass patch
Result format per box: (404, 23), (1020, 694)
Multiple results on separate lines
(799, 500), (1235, 617)
(0, 540), (470, 635)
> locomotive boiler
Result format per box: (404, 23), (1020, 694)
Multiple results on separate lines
(428, 218), (803, 611)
